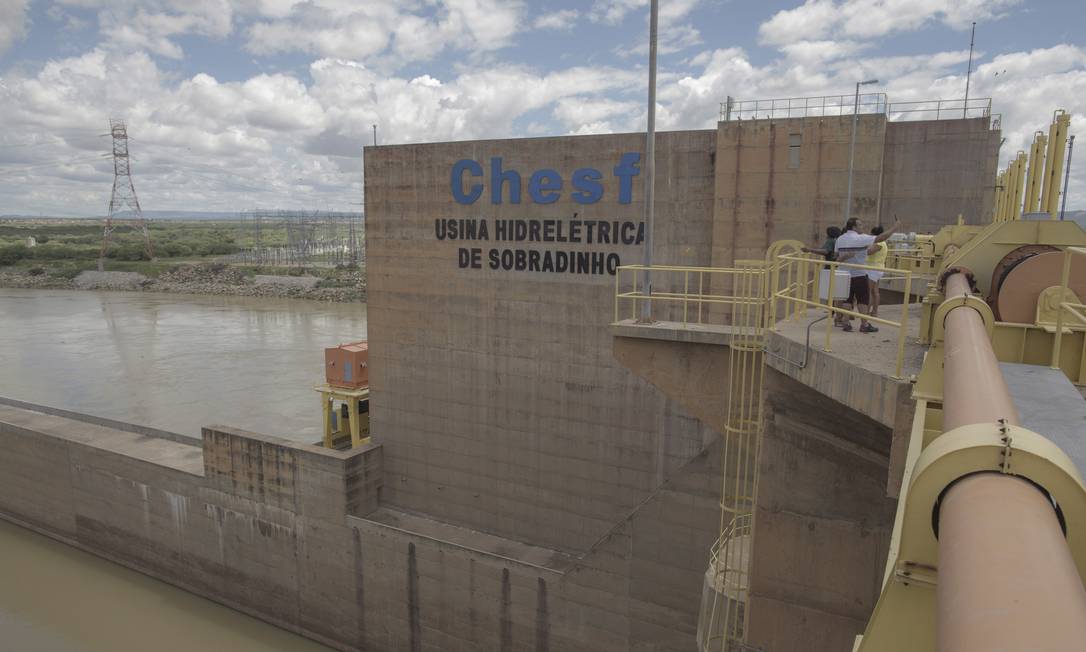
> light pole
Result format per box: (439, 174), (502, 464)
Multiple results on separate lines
(845, 79), (879, 225)
(964, 22), (976, 118)
(1060, 135), (1075, 221)
(639, 0), (658, 322)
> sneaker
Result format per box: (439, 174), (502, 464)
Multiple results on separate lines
(860, 323), (878, 333)
(842, 323), (854, 332)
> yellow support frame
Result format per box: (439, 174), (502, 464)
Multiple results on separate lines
(1024, 131), (1047, 214)
(1041, 110), (1071, 218)
(995, 154), (1025, 222)
(316, 383), (371, 449)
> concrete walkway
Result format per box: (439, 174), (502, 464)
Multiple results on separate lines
(0, 404), (204, 475)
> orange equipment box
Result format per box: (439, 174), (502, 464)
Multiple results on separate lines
(325, 341), (369, 389)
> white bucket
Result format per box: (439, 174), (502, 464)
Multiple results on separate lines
(818, 269), (851, 301)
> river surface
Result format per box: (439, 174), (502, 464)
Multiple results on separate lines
(0, 288), (368, 442)
(0, 289), (368, 650)
(0, 518), (332, 651)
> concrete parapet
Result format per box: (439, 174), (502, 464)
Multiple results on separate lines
(201, 425), (382, 519)
(765, 305), (923, 497)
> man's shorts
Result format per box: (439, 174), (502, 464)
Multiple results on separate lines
(848, 274), (870, 305)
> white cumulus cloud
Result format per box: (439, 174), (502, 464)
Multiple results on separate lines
(0, 0), (31, 55)
(533, 9), (580, 31)
(760, 0), (1020, 45)
(244, 0), (524, 67)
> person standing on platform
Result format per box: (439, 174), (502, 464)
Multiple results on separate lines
(835, 218), (899, 332)
(802, 226), (842, 260)
(867, 225), (889, 318)
(803, 226), (845, 327)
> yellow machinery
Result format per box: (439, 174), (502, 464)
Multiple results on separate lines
(317, 383), (371, 449)
(993, 109), (1071, 221)
(318, 340), (372, 449)
(858, 218), (1086, 650)
(815, 110), (1084, 649)
(857, 106), (1086, 648)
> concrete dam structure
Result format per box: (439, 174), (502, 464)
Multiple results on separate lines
(0, 110), (1022, 651)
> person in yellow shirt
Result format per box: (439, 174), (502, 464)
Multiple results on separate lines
(866, 225), (889, 318)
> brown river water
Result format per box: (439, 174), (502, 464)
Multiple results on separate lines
(0, 288), (367, 442)
(0, 288), (369, 650)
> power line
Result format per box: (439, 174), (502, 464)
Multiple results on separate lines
(0, 154), (109, 176)
(0, 134), (110, 149)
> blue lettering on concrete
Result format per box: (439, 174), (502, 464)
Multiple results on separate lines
(449, 153), (640, 205)
(451, 159), (483, 204)
(490, 157), (521, 204)
(571, 168), (603, 204)
(613, 153), (640, 204)
(528, 169), (562, 204)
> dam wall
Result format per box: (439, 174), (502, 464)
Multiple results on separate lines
(0, 403), (381, 649)
(0, 118), (993, 651)
(364, 130), (722, 554)
(0, 400), (725, 651)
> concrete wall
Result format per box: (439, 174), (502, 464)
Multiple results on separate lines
(880, 117), (1001, 231)
(0, 408), (381, 650)
(0, 403), (723, 651)
(747, 369), (897, 652)
(712, 115), (889, 266)
(710, 115), (1000, 266)
(364, 131), (720, 553)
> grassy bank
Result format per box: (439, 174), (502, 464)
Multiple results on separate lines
(0, 219), (364, 299)
(0, 219), (249, 271)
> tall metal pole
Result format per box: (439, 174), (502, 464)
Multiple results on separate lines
(845, 84), (861, 224)
(1061, 135), (1075, 221)
(963, 22), (976, 119)
(639, 0), (658, 322)
(845, 79), (878, 224)
(372, 124), (377, 146)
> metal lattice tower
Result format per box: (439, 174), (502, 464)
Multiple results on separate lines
(98, 119), (154, 271)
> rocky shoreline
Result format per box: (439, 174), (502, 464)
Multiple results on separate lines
(0, 263), (366, 303)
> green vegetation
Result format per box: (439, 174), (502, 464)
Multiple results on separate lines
(0, 220), (364, 292)
(0, 219), (255, 272)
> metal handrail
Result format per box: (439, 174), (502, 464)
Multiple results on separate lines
(773, 253), (914, 378)
(719, 93), (993, 123)
(721, 93), (887, 121)
(887, 97), (992, 120)
(614, 264), (767, 327)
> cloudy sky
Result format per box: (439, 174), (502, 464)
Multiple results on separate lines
(0, 0), (1083, 216)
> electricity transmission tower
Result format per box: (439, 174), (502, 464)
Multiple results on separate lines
(98, 118), (153, 271)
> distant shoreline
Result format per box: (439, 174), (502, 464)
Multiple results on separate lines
(0, 265), (366, 303)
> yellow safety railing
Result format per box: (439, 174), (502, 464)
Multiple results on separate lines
(699, 513), (753, 649)
(1050, 246), (1086, 369)
(772, 253), (916, 379)
(619, 261), (770, 652)
(614, 263), (766, 327)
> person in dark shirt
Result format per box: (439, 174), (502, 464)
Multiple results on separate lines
(802, 226), (845, 326)
(802, 226), (842, 260)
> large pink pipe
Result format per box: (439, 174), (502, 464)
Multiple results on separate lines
(941, 272), (1019, 431)
(937, 272), (1086, 651)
